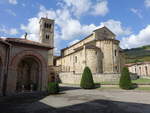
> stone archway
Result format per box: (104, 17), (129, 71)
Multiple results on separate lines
(16, 56), (41, 92)
(7, 50), (48, 94)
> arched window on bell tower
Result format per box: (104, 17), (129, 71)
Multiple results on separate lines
(46, 35), (49, 39)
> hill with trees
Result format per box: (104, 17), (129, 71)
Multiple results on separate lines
(124, 45), (150, 63)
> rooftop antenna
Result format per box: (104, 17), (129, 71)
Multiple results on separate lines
(24, 32), (28, 40)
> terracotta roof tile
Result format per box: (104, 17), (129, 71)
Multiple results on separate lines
(5, 38), (53, 49)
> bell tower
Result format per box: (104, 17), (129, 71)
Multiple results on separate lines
(39, 17), (54, 66)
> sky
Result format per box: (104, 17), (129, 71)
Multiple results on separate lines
(0, 0), (150, 55)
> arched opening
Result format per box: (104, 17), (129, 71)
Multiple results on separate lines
(16, 56), (41, 92)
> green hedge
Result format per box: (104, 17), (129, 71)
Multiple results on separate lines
(47, 82), (59, 94)
(119, 67), (132, 90)
(80, 66), (95, 89)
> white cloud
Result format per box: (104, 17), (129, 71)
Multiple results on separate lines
(9, 28), (18, 35)
(5, 9), (16, 16)
(0, 26), (18, 35)
(145, 0), (150, 8)
(99, 19), (132, 36)
(120, 25), (150, 49)
(69, 39), (80, 46)
(63, 0), (91, 17)
(130, 8), (142, 18)
(60, 19), (97, 40)
(0, 36), (7, 39)
(21, 18), (39, 35)
(8, 0), (17, 5)
(20, 17), (40, 42)
(92, 0), (109, 16)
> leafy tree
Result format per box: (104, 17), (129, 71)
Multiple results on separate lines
(119, 67), (132, 90)
(80, 66), (95, 89)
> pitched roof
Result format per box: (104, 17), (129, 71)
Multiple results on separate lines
(61, 34), (93, 51)
(0, 38), (53, 49)
(125, 62), (150, 67)
(94, 26), (116, 36)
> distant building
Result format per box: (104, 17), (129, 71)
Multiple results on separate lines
(126, 62), (150, 78)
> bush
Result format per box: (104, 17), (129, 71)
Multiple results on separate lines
(80, 66), (95, 89)
(47, 82), (59, 94)
(119, 67), (132, 89)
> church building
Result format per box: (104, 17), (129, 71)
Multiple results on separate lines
(56, 27), (125, 74)
(56, 27), (126, 84)
(0, 18), (54, 95)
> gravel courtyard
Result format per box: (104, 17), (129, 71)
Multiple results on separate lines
(0, 85), (150, 113)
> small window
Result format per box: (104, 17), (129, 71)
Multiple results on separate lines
(44, 23), (47, 28)
(48, 24), (51, 29)
(46, 35), (49, 39)
(115, 50), (117, 56)
(115, 66), (118, 72)
(145, 66), (148, 76)
(75, 56), (77, 63)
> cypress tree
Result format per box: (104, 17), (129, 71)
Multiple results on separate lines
(80, 66), (95, 89)
(119, 67), (132, 90)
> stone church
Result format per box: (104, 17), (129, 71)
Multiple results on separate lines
(56, 27), (126, 84)
(0, 18), (54, 95)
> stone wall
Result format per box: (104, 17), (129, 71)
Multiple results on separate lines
(59, 72), (120, 84)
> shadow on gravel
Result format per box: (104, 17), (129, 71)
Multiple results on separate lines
(60, 83), (101, 92)
(59, 85), (81, 92)
(0, 91), (150, 113)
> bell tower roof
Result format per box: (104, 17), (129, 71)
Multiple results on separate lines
(39, 17), (54, 23)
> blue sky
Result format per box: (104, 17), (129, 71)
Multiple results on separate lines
(0, 0), (150, 54)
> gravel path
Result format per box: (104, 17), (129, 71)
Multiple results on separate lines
(0, 85), (150, 113)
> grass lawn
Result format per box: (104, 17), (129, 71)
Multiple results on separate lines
(99, 81), (119, 85)
(98, 78), (150, 91)
(98, 78), (150, 85)
(134, 87), (150, 91)
(132, 78), (150, 84)
(99, 86), (150, 91)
